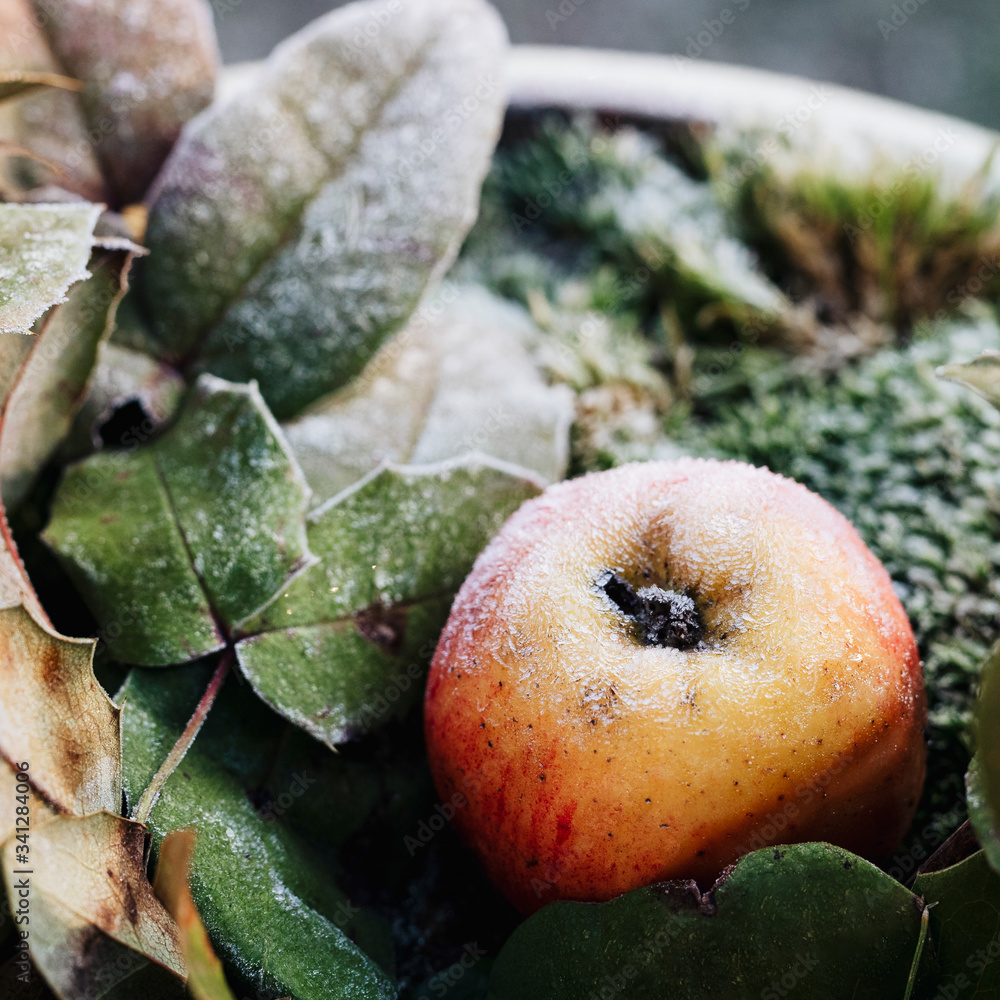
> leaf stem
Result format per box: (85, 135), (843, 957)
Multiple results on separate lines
(903, 904), (931, 1000)
(134, 648), (232, 825)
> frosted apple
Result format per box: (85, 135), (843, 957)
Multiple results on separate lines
(424, 459), (925, 913)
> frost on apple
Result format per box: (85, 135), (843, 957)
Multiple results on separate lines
(425, 458), (926, 913)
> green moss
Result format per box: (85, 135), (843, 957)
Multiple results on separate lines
(714, 140), (1000, 326)
(463, 116), (789, 339)
(680, 314), (1000, 830)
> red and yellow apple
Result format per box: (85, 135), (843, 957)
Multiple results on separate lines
(424, 458), (925, 913)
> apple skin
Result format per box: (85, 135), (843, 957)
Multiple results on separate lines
(424, 458), (926, 914)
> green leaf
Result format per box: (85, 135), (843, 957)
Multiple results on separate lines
(34, 0), (219, 205)
(0, 202), (100, 335)
(1, 249), (131, 510)
(119, 661), (395, 1000)
(912, 850), (1000, 996)
(235, 456), (543, 746)
(487, 843), (928, 1000)
(139, 0), (508, 420)
(968, 757), (1000, 874)
(285, 284), (574, 501)
(43, 375), (315, 665)
(937, 352), (1000, 409)
(968, 641), (1000, 873)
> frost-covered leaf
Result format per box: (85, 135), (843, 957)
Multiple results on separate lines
(285, 285), (573, 501)
(236, 457), (543, 746)
(588, 131), (791, 323)
(153, 830), (237, 1000)
(64, 340), (185, 460)
(913, 850), (1000, 996)
(488, 843), (928, 1000)
(967, 641), (1000, 873)
(33, 0), (219, 205)
(120, 661), (395, 1000)
(938, 351), (1000, 410)
(0, 202), (100, 335)
(1, 248), (132, 510)
(43, 375), (315, 666)
(0, 0), (106, 202)
(140, 0), (508, 420)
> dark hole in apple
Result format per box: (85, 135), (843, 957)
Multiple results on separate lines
(595, 570), (704, 650)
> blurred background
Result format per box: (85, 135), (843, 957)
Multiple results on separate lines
(214, 0), (1000, 129)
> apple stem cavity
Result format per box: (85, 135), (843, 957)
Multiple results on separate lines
(596, 570), (705, 650)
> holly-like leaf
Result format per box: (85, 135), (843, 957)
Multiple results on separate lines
(938, 352), (1000, 409)
(967, 641), (1000, 873)
(285, 284), (574, 502)
(487, 843), (928, 1000)
(236, 457), (544, 747)
(1, 813), (186, 998)
(32, 0), (219, 205)
(0, 604), (119, 816)
(119, 661), (395, 1000)
(0, 499), (185, 996)
(43, 375), (315, 666)
(153, 830), (237, 1000)
(0, 202), (100, 335)
(1, 248), (133, 510)
(140, 0), (508, 420)
(913, 850), (1000, 996)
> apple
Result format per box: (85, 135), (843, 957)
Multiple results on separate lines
(424, 458), (926, 913)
